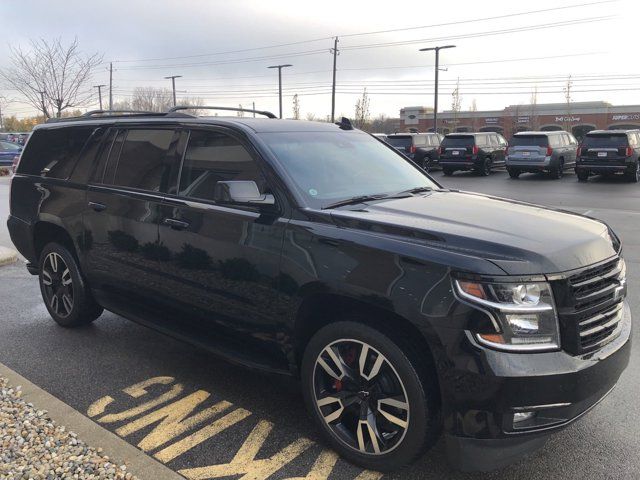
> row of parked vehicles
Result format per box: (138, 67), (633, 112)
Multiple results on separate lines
(375, 129), (640, 183)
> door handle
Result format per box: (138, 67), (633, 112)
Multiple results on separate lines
(163, 218), (190, 230)
(88, 201), (107, 212)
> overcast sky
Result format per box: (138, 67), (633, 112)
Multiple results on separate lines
(1, 0), (638, 119)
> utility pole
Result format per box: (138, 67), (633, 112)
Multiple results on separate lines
(94, 84), (107, 110)
(419, 45), (456, 134)
(330, 37), (339, 123)
(252, 101), (256, 118)
(164, 75), (183, 107)
(109, 62), (113, 110)
(267, 64), (292, 119)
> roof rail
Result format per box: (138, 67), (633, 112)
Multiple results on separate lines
(45, 109), (166, 123)
(82, 109), (162, 117)
(167, 105), (277, 119)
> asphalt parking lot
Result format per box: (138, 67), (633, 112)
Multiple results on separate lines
(0, 169), (638, 479)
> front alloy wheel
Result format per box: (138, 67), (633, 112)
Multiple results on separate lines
(313, 339), (409, 455)
(302, 321), (439, 471)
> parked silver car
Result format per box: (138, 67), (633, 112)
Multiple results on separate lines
(506, 131), (578, 179)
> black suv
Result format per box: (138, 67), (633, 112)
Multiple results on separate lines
(8, 108), (631, 472)
(386, 132), (442, 171)
(576, 129), (640, 182)
(439, 132), (507, 176)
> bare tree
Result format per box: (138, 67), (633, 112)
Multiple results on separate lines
(292, 94), (300, 120)
(306, 112), (317, 121)
(0, 38), (103, 118)
(451, 77), (461, 130)
(354, 88), (371, 129)
(115, 87), (203, 114)
(470, 98), (478, 131)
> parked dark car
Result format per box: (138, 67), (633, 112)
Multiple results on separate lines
(386, 132), (442, 171)
(0, 140), (22, 167)
(506, 131), (578, 179)
(8, 108), (631, 473)
(576, 129), (640, 182)
(438, 132), (507, 176)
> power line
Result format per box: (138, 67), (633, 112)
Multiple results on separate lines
(107, 0), (614, 64)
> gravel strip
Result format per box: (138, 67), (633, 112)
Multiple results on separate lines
(0, 377), (139, 480)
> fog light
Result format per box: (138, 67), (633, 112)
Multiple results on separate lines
(513, 411), (536, 424)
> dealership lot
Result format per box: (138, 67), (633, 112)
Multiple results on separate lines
(0, 170), (638, 479)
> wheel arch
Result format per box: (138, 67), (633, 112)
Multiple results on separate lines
(293, 292), (438, 379)
(33, 221), (79, 263)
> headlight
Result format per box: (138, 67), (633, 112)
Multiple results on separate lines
(454, 279), (560, 352)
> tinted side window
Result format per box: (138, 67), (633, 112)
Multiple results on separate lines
(17, 127), (94, 178)
(178, 130), (264, 203)
(69, 128), (107, 184)
(109, 129), (178, 191)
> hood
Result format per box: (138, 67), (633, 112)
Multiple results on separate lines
(329, 190), (617, 275)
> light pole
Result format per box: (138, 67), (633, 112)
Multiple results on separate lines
(164, 75), (182, 107)
(419, 45), (456, 134)
(93, 84), (107, 110)
(267, 64), (292, 118)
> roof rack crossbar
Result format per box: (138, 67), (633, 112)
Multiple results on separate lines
(167, 105), (277, 119)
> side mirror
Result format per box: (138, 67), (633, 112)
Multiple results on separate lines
(213, 180), (275, 206)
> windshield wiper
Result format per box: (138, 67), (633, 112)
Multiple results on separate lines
(396, 186), (433, 195)
(322, 193), (409, 210)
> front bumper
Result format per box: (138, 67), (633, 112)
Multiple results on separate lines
(434, 302), (632, 471)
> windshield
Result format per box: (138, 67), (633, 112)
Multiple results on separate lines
(510, 135), (549, 147)
(386, 136), (412, 148)
(441, 136), (474, 147)
(583, 134), (628, 148)
(0, 141), (21, 151)
(259, 131), (437, 208)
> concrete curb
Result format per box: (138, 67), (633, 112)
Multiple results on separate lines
(0, 246), (18, 267)
(0, 362), (185, 480)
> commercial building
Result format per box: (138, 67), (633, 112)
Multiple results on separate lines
(400, 101), (640, 139)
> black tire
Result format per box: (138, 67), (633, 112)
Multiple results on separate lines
(38, 242), (103, 327)
(507, 168), (520, 179)
(421, 157), (432, 172)
(626, 162), (639, 183)
(577, 170), (589, 182)
(442, 167), (454, 176)
(551, 160), (564, 179)
(476, 158), (491, 176)
(301, 320), (440, 472)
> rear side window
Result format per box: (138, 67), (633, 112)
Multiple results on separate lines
(441, 136), (474, 148)
(108, 129), (178, 192)
(386, 136), (412, 148)
(511, 135), (549, 147)
(69, 128), (107, 183)
(583, 134), (629, 148)
(549, 135), (563, 148)
(178, 130), (264, 203)
(17, 127), (94, 178)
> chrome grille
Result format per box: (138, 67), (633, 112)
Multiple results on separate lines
(555, 256), (626, 354)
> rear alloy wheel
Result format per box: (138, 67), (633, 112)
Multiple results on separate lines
(508, 168), (520, 179)
(577, 170), (590, 182)
(627, 162), (639, 183)
(477, 159), (491, 176)
(302, 321), (439, 471)
(39, 242), (103, 327)
(422, 157), (432, 172)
